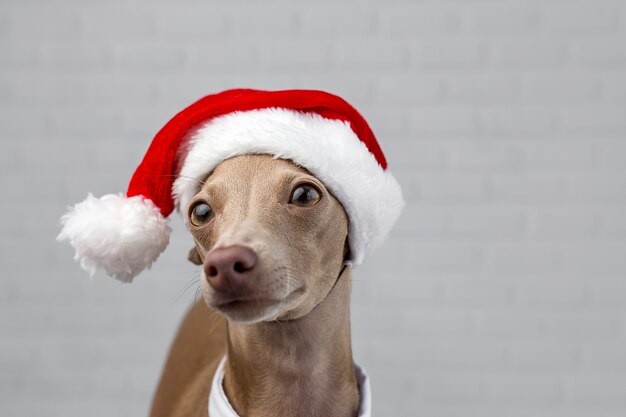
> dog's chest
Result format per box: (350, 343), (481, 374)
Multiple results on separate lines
(208, 357), (372, 417)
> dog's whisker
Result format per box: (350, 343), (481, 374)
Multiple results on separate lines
(172, 274), (201, 305)
(169, 269), (203, 277)
(185, 287), (203, 327)
(204, 310), (223, 335)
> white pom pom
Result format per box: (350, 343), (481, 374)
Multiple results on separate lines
(57, 193), (171, 283)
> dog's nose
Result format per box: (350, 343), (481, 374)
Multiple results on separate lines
(204, 245), (258, 293)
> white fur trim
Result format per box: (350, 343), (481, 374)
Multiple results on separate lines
(173, 108), (404, 265)
(57, 193), (171, 282)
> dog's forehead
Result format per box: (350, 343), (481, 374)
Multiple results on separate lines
(204, 154), (312, 188)
(198, 154), (325, 203)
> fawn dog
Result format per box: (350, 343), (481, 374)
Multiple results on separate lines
(57, 90), (403, 417)
(149, 154), (368, 417)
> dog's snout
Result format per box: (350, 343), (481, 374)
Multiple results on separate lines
(204, 245), (258, 293)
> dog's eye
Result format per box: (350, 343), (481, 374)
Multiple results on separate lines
(289, 184), (321, 207)
(189, 202), (212, 226)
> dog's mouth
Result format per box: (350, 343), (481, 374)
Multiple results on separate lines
(208, 296), (284, 323)
(216, 297), (281, 311)
(208, 286), (306, 320)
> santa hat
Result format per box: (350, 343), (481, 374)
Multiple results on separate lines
(58, 89), (404, 282)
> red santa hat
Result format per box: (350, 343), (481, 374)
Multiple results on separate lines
(58, 89), (404, 282)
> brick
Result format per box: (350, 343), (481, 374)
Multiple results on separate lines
(81, 7), (155, 39)
(113, 44), (186, 71)
(43, 44), (112, 71)
(370, 276), (440, 304)
(598, 208), (626, 237)
(351, 304), (407, 337)
(294, 75), (377, 103)
(226, 7), (299, 36)
(379, 5), (462, 35)
(262, 41), (331, 70)
(299, 7), (377, 36)
(482, 107), (556, 135)
(483, 243), (560, 275)
(354, 239), (405, 273)
(508, 342), (579, 371)
(516, 280), (587, 308)
(473, 311), (547, 339)
(404, 242), (483, 273)
(366, 372), (415, 414)
(525, 74), (601, 101)
(0, 42), (40, 69)
(189, 43), (259, 71)
(494, 40), (567, 68)
(336, 40), (409, 69)
(412, 40), (489, 70)
(571, 39), (626, 66)
(0, 202), (69, 237)
(559, 106), (626, 133)
(373, 341), (507, 371)
(47, 106), (123, 135)
(486, 375), (562, 403)
(0, 136), (21, 172)
(7, 6), (82, 40)
(445, 141), (522, 171)
(563, 375), (626, 404)
(8, 74), (157, 105)
(214, 72), (301, 93)
(602, 73), (626, 100)
(0, 77), (10, 101)
(82, 75), (158, 104)
(410, 107), (481, 135)
(306, 74), (383, 102)
(518, 141), (601, 171)
(558, 243), (626, 274)
(487, 174), (569, 203)
(0, 13), (9, 39)
(563, 174), (626, 203)
(541, 4), (619, 34)
(120, 105), (182, 136)
(383, 141), (445, 171)
(386, 204), (448, 236)
(154, 6), (226, 39)
(545, 312), (621, 340)
(408, 173), (489, 203)
(417, 374), (488, 403)
(442, 279), (513, 307)
(443, 207), (526, 238)
(359, 105), (410, 136)
(0, 106), (51, 134)
(153, 75), (237, 103)
(444, 74), (520, 104)
(469, 4), (540, 35)
(5, 74), (85, 104)
(528, 208), (601, 239)
(377, 75), (443, 104)
(581, 344), (626, 370)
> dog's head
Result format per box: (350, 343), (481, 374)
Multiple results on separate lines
(186, 154), (349, 323)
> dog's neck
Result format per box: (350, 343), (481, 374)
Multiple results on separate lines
(222, 268), (359, 417)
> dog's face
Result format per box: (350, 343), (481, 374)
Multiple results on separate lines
(186, 154), (349, 324)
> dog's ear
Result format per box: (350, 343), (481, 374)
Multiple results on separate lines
(187, 247), (203, 265)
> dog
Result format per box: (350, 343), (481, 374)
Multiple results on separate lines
(57, 89), (403, 417)
(149, 154), (367, 417)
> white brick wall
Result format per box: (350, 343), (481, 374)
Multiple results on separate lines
(1, 1), (625, 416)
